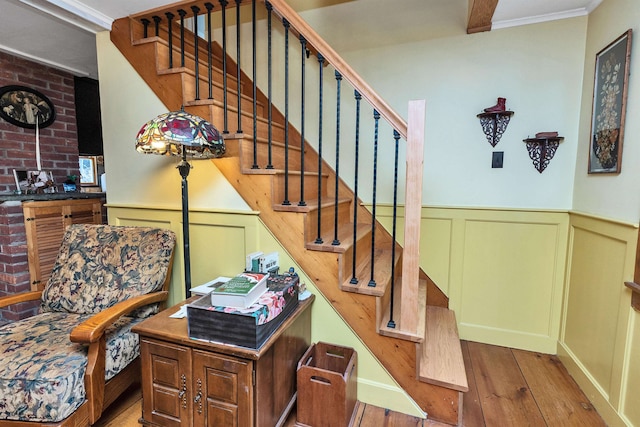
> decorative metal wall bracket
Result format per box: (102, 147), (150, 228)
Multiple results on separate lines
(523, 136), (563, 173)
(477, 111), (514, 147)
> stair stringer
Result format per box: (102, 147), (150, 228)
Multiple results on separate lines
(213, 154), (461, 425)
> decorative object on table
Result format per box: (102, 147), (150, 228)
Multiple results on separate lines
(476, 98), (514, 147)
(246, 251), (264, 272)
(187, 273), (300, 348)
(63, 175), (78, 192)
(0, 85), (55, 129)
(588, 29), (632, 174)
(210, 272), (269, 308)
(189, 276), (231, 296)
(13, 169), (56, 194)
(136, 107), (225, 298)
(79, 155), (98, 185)
(523, 133), (564, 173)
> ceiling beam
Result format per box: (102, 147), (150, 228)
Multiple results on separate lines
(467, 0), (498, 34)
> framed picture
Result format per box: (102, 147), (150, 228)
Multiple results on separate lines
(588, 29), (632, 174)
(0, 85), (56, 129)
(79, 156), (97, 185)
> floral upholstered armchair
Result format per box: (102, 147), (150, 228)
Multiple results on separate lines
(0, 224), (176, 426)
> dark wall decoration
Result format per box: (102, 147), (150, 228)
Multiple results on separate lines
(0, 85), (56, 129)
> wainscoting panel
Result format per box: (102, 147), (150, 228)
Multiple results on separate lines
(375, 206), (569, 354)
(559, 212), (638, 427)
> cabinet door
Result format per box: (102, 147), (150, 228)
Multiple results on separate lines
(65, 199), (102, 225)
(141, 338), (193, 427)
(23, 203), (65, 290)
(192, 349), (253, 427)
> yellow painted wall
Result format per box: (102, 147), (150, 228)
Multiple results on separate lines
(107, 205), (424, 417)
(559, 213), (638, 427)
(375, 205), (569, 354)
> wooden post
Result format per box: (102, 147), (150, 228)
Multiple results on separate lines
(400, 100), (425, 335)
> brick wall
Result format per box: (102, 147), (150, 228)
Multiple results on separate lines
(0, 51), (80, 193)
(0, 52), (80, 321)
(0, 202), (39, 321)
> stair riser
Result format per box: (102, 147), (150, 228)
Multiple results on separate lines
(239, 140), (307, 171)
(272, 173), (329, 204)
(337, 229), (372, 285)
(182, 75), (263, 118)
(304, 200), (351, 244)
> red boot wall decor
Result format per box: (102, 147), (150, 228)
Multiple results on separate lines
(484, 97), (507, 113)
(476, 97), (514, 147)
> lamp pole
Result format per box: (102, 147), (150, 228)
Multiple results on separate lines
(177, 149), (191, 299)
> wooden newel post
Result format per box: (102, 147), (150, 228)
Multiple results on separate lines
(400, 99), (426, 335)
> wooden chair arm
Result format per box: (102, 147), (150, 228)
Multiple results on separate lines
(0, 291), (42, 309)
(70, 291), (168, 343)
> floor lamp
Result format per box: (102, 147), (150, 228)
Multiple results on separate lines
(135, 108), (225, 299)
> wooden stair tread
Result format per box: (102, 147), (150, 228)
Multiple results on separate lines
(305, 222), (370, 253)
(418, 306), (469, 392)
(340, 246), (396, 297)
(273, 196), (351, 213)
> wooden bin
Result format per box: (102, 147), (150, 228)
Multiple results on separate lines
(296, 342), (358, 427)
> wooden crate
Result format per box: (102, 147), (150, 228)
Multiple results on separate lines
(296, 342), (358, 427)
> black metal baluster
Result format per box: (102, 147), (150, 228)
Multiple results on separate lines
(178, 9), (186, 68)
(191, 6), (201, 101)
(153, 16), (161, 36)
(281, 18), (291, 204)
(298, 35), (307, 206)
(206, 3), (214, 100)
(332, 71), (342, 246)
(350, 90), (362, 285)
(265, 1), (274, 169)
(314, 53), (325, 245)
(166, 12), (175, 68)
(251, 0), (259, 169)
(235, 0), (242, 133)
(387, 130), (401, 328)
(219, 0), (229, 133)
(141, 18), (150, 38)
(369, 109), (380, 287)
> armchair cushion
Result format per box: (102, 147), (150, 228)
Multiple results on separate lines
(0, 311), (143, 423)
(41, 224), (175, 315)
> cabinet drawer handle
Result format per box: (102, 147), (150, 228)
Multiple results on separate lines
(194, 378), (202, 414)
(179, 374), (187, 409)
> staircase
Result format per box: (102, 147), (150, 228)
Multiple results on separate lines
(111, 1), (468, 424)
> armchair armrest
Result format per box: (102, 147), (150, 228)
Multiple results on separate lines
(0, 291), (42, 309)
(70, 291), (169, 344)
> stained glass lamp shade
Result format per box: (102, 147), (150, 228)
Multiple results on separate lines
(136, 109), (225, 298)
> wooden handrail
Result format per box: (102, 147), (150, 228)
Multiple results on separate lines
(263, 0), (408, 140)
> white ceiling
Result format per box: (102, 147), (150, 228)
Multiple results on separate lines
(0, 0), (603, 80)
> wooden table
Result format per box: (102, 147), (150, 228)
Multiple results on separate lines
(133, 295), (314, 427)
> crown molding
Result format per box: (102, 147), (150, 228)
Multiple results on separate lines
(492, 7), (591, 30)
(19, 0), (113, 33)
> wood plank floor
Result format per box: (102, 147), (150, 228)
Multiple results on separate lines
(95, 341), (607, 427)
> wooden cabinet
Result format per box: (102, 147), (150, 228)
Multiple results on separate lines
(134, 296), (313, 427)
(22, 198), (104, 290)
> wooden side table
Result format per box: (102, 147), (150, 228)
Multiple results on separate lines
(133, 295), (314, 427)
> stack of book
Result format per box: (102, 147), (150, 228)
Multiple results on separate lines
(209, 272), (269, 309)
(187, 272), (300, 348)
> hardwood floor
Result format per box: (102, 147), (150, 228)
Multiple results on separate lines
(95, 341), (607, 427)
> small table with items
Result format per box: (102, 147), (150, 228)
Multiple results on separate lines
(133, 283), (314, 427)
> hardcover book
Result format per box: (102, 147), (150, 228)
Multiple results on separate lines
(189, 276), (231, 296)
(210, 272), (268, 308)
